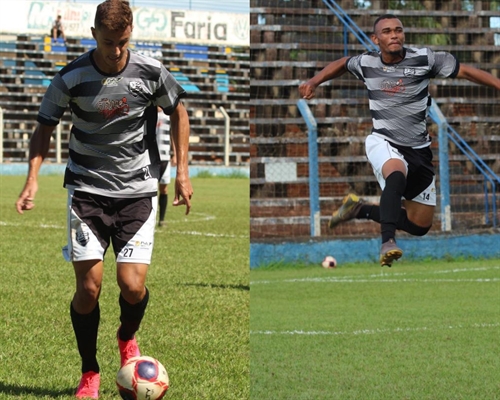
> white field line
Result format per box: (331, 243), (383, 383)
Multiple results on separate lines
(166, 230), (248, 239)
(0, 212), (248, 239)
(250, 322), (500, 336)
(250, 266), (500, 285)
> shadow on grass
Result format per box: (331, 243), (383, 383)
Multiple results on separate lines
(0, 381), (74, 398)
(182, 282), (249, 291)
(0, 382), (116, 398)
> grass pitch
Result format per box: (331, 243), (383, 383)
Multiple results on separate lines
(0, 174), (249, 399)
(250, 258), (500, 399)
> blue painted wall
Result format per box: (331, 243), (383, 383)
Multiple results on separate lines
(250, 234), (500, 268)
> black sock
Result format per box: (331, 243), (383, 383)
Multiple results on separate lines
(118, 287), (149, 341)
(380, 171), (406, 243)
(358, 205), (431, 236)
(358, 204), (380, 221)
(159, 194), (167, 222)
(70, 302), (100, 374)
(397, 209), (432, 236)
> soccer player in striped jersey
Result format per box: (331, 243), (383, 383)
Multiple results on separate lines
(15, 0), (193, 397)
(299, 14), (500, 267)
(156, 106), (176, 227)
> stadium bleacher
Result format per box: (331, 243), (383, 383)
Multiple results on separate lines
(0, 34), (249, 165)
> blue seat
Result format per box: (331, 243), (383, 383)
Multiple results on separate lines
(175, 44), (208, 60)
(170, 68), (200, 92)
(0, 41), (16, 50)
(215, 70), (229, 92)
(80, 38), (96, 48)
(24, 61), (50, 86)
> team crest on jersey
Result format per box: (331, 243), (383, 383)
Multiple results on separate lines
(102, 77), (123, 86)
(403, 68), (415, 77)
(129, 81), (152, 97)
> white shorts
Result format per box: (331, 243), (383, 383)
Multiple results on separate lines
(62, 190), (157, 264)
(365, 135), (436, 206)
(159, 161), (171, 185)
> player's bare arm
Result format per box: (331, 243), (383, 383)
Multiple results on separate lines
(456, 63), (500, 90)
(299, 56), (350, 99)
(15, 123), (55, 214)
(170, 102), (193, 214)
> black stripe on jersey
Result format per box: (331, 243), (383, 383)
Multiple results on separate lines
(144, 104), (160, 180)
(69, 81), (103, 98)
(449, 55), (460, 78)
(64, 167), (157, 197)
(371, 107), (427, 123)
(70, 103), (103, 123)
(399, 55), (429, 67)
(58, 52), (92, 78)
(368, 85), (429, 102)
(37, 114), (59, 126)
(120, 61), (161, 81)
(68, 136), (147, 166)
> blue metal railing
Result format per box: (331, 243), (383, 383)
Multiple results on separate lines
(429, 100), (499, 227)
(323, 0), (378, 52)
(297, 99), (321, 237)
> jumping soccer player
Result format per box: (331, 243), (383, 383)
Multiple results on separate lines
(299, 14), (500, 266)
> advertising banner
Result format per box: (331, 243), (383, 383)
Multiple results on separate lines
(0, 1), (249, 46)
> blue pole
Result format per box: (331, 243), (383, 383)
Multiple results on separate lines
(297, 99), (321, 237)
(429, 100), (451, 231)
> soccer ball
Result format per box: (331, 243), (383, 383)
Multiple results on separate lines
(116, 356), (169, 400)
(322, 256), (337, 268)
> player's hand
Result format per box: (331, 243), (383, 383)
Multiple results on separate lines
(173, 172), (193, 215)
(298, 81), (317, 100)
(15, 180), (38, 214)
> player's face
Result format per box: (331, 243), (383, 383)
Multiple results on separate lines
(371, 18), (405, 59)
(91, 25), (132, 74)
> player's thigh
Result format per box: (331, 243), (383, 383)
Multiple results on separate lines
(403, 199), (435, 227)
(365, 135), (408, 189)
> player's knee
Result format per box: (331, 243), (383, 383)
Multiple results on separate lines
(409, 222), (431, 236)
(121, 288), (146, 305)
(118, 281), (146, 304)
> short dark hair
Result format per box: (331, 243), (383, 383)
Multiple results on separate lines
(95, 0), (133, 31)
(373, 14), (399, 33)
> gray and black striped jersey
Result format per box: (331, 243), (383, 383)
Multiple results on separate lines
(156, 111), (171, 162)
(346, 47), (459, 148)
(37, 49), (186, 198)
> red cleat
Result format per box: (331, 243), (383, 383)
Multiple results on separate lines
(117, 326), (141, 367)
(75, 371), (100, 399)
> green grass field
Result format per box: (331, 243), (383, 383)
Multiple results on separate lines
(250, 259), (500, 399)
(0, 175), (249, 399)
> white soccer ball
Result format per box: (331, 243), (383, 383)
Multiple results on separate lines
(322, 256), (337, 268)
(116, 356), (169, 400)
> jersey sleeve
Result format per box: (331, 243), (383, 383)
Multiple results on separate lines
(429, 49), (460, 79)
(346, 54), (365, 82)
(37, 73), (70, 126)
(153, 64), (187, 115)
